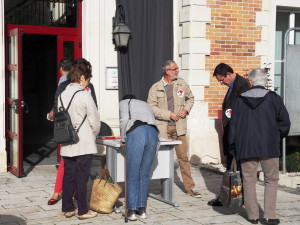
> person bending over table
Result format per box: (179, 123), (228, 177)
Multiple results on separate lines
(119, 94), (159, 221)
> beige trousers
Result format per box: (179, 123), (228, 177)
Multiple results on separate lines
(167, 125), (195, 192)
(241, 158), (279, 220)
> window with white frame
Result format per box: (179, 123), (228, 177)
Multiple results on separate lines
(275, 10), (300, 95)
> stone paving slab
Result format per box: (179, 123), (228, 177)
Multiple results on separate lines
(0, 165), (300, 225)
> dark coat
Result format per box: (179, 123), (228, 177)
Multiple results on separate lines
(53, 80), (98, 113)
(222, 74), (249, 155)
(228, 86), (291, 160)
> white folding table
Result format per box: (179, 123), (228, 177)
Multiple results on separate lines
(96, 137), (181, 207)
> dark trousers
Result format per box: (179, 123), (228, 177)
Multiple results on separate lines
(226, 154), (234, 170)
(62, 154), (92, 215)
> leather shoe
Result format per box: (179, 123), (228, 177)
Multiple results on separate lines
(207, 198), (223, 206)
(248, 219), (259, 224)
(64, 209), (78, 218)
(47, 198), (59, 205)
(78, 211), (97, 220)
(186, 190), (202, 198)
(260, 218), (280, 225)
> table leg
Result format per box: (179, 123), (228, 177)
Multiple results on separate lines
(148, 180), (179, 207)
(148, 146), (179, 207)
(106, 146), (117, 182)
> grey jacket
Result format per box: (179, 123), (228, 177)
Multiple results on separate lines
(59, 83), (100, 157)
(119, 99), (157, 142)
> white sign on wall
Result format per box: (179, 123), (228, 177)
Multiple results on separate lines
(106, 67), (118, 89)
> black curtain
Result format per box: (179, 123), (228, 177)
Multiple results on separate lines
(116, 0), (173, 101)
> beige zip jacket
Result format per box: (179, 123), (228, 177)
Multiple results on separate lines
(147, 77), (194, 138)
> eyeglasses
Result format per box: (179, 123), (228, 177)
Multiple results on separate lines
(217, 76), (226, 83)
(168, 67), (179, 71)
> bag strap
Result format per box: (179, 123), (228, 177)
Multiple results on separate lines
(128, 99), (132, 120)
(230, 157), (238, 172)
(59, 90), (83, 111)
(59, 89), (87, 132)
(76, 115), (87, 132)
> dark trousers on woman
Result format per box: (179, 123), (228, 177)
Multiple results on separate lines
(62, 154), (92, 215)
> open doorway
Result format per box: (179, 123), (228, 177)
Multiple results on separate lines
(5, 0), (82, 177)
(22, 34), (57, 172)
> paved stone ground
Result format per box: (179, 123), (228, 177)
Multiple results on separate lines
(0, 163), (300, 225)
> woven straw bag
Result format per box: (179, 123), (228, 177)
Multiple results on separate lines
(90, 178), (122, 214)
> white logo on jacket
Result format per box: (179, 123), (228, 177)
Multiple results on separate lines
(225, 109), (232, 118)
(177, 89), (184, 97)
(85, 87), (91, 93)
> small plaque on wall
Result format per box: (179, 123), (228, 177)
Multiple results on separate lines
(106, 67), (118, 89)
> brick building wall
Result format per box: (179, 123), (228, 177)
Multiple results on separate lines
(205, 0), (262, 118)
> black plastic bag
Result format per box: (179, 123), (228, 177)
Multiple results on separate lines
(219, 158), (243, 208)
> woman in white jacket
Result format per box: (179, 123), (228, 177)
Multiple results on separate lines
(58, 64), (100, 219)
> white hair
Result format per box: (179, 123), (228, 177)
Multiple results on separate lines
(161, 60), (175, 74)
(248, 68), (267, 86)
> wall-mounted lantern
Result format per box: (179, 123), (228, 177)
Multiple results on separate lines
(112, 5), (131, 51)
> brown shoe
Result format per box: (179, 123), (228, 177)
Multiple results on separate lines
(187, 190), (202, 198)
(64, 209), (78, 218)
(78, 211), (97, 220)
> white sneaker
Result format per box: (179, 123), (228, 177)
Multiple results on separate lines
(137, 207), (147, 219)
(127, 210), (137, 221)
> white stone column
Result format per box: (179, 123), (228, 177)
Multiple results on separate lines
(82, 0), (120, 134)
(255, 10), (269, 67)
(177, 0), (222, 164)
(0, 0), (7, 173)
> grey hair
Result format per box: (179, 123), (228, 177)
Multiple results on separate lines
(162, 60), (175, 74)
(248, 68), (267, 86)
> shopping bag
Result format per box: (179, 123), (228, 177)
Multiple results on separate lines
(218, 158), (243, 208)
(89, 170), (122, 214)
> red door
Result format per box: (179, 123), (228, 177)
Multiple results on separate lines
(56, 35), (82, 160)
(5, 28), (24, 177)
(5, 29), (82, 177)
(57, 35), (82, 81)
(5, 1), (82, 177)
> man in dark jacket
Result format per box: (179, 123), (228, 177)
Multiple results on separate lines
(229, 68), (290, 225)
(48, 58), (97, 119)
(53, 58), (98, 113)
(214, 63), (250, 169)
(208, 63), (249, 206)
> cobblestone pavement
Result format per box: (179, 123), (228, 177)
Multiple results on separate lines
(0, 163), (300, 225)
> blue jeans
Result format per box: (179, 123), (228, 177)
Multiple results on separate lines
(125, 125), (158, 210)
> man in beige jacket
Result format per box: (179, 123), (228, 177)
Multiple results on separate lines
(147, 60), (201, 198)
